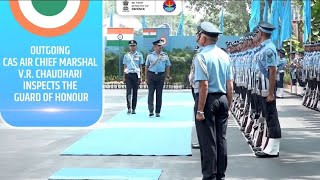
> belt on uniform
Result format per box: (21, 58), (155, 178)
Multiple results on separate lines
(148, 71), (164, 75)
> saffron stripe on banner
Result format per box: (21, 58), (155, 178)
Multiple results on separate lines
(107, 28), (134, 34)
(143, 28), (157, 33)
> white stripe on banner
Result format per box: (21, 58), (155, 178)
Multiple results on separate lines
(143, 32), (156, 36)
(107, 33), (134, 41)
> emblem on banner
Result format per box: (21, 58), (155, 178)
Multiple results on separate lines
(10, 0), (89, 37)
(122, 0), (129, 11)
(163, 0), (176, 13)
(160, 37), (167, 46)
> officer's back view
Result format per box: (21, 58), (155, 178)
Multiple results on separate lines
(192, 22), (233, 180)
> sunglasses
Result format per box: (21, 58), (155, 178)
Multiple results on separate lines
(129, 45), (136, 47)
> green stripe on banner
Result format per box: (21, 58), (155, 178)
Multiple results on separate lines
(107, 40), (129, 46)
(143, 35), (157, 38)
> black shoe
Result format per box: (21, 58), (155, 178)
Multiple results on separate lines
(132, 110), (136, 114)
(149, 113), (154, 117)
(156, 113), (160, 117)
(191, 143), (200, 149)
(255, 151), (279, 158)
(252, 147), (262, 151)
(127, 109), (131, 114)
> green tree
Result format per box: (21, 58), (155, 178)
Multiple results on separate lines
(311, 0), (320, 41)
(186, 0), (251, 36)
(184, 14), (198, 35)
(292, 0), (320, 41)
(104, 1), (114, 18)
(142, 13), (197, 35)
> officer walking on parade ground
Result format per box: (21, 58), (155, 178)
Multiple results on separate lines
(276, 49), (287, 98)
(254, 21), (281, 158)
(123, 40), (144, 114)
(192, 21), (233, 180)
(145, 39), (171, 117)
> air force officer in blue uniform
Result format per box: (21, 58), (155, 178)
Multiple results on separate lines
(254, 21), (281, 158)
(192, 22), (233, 180)
(145, 39), (171, 117)
(276, 49), (287, 98)
(123, 40), (144, 114)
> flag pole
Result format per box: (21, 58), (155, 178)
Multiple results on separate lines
(290, 37), (292, 93)
(118, 40), (121, 79)
(309, 29), (312, 43)
(278, 23), (281, 48)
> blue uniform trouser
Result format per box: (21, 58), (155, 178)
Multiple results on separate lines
(251, 93), (261, 117)
(276, 72), (284, 88)
(298, 78), (306, 87)
(265, 98), (281, 138)
(125, 73), (139, 110)
(290, 72), (297, 85)
(234, 83), (240, 94)
(259, 76), (281, 138)
(194, 93), (229, 180)
(245, 90), (251, 113)
(309, 78), (316, 91)
(191, 87), (196, 101)
(259, 95), (281, 138)
(314, 80), (320, 108)
(147, 71), (165, 114)
(250, 93), (257, 114)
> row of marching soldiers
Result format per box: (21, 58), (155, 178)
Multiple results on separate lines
(227, 21), (282, 158)
(300, 41), (320, 110)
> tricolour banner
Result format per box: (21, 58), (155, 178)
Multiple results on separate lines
(106, 28), (134, 46)
(143, 28), (157, 38)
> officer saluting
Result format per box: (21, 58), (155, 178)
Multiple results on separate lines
(145, 39), (171, 117)
(123, 40), (144, 114)
(192, 22), (233, 180)
(254, 21), (281, 158)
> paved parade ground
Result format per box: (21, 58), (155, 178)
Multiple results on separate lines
(1, 89), (320, 180)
